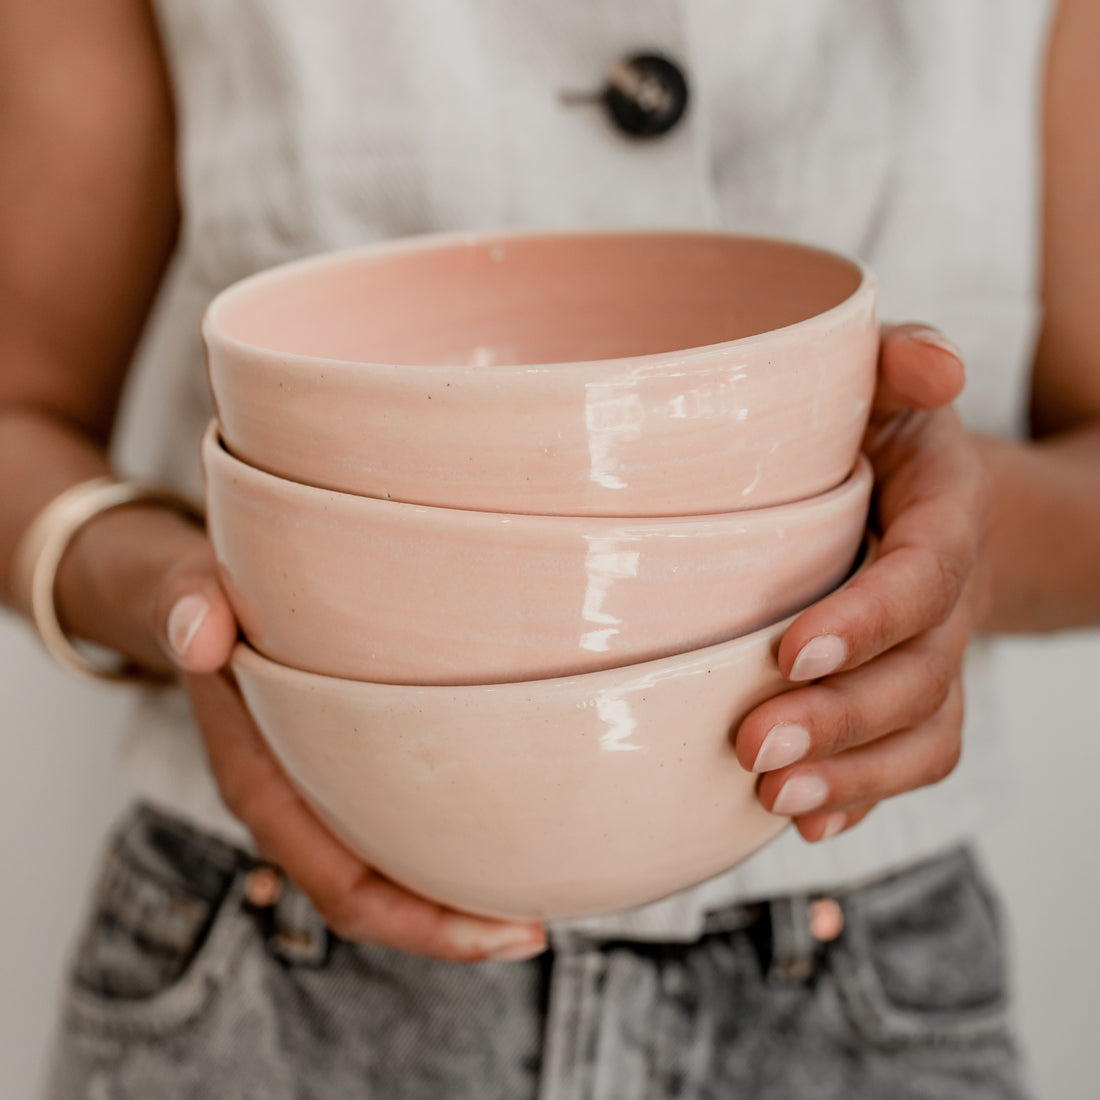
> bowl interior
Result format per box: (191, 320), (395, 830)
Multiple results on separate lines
(211, 232), (865, 367)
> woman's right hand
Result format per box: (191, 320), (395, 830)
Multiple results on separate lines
(55, 502), (548, 963)
(2, 0), (544, 960)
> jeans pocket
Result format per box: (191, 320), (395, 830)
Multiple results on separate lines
(64, 806), (255, 1040)
(827, 847), (1011, 1049)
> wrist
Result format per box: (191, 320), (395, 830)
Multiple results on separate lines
(974, 427), (1100, 631)
(54, 501), (211, 673)
(11, 474), (208, 682)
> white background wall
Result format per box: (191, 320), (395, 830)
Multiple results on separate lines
(1, 617), (1098, 1098)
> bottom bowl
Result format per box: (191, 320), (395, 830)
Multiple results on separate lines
(232, 541), (874, 922)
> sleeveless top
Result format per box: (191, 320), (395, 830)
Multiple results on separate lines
(119, 0), (1054, 940)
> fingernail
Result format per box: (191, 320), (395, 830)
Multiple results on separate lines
(167, 594), (211, 660)
(908, 326), (963, 363)
(818, 813), (848, 841)
(489, 940), (548, 962)
(752, 723), (811, 773)
(789, 635), (846, 682)
(772, 775), (829, 816)
(446, 918), (545, 960)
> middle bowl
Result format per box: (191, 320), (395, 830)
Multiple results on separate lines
(204, 423), (872, 685)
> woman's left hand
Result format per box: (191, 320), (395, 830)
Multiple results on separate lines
(733, 324), (992, 841)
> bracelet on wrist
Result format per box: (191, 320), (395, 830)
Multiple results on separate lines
(10, 476), (204, 685)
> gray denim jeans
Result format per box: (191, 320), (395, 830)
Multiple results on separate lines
(47, 804), (1029, 1099)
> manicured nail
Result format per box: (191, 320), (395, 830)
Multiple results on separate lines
(446, 918), (545, 960)
(489, 940), (548, 962)
(789, 635), (846, 682)
(167, 594), (211, 660)
(772, 775), (829, 816)
(752, 723), (811, 773)
(908, 326), (963, 363)
(818, 813), (848, 841)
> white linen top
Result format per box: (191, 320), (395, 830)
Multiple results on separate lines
(117, 0), (1054, 939)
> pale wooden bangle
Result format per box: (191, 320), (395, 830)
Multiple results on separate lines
(10, 476), (204, 685)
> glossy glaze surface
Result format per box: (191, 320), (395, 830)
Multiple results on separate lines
(206, 230), (878, 516)
(203, 425), (871, 685)
(230, 539), (876, 921)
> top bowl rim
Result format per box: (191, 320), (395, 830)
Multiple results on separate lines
(203, 228), (878, 374)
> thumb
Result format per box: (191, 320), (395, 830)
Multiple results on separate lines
(152, 557), (238, 673)
(874, 323), (966, 422)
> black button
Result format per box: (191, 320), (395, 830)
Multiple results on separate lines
(604, 53), (689, 138)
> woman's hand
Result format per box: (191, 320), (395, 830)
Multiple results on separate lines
(733, 324), (991, 842)
(54, 507), (547, 962)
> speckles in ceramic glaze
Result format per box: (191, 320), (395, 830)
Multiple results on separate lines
(203, 425), (872, 686)
(232, 642), (787, 921)
(228, 542), (878, 921)
(205, 230), (878, 517)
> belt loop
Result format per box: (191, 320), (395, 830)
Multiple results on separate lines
(537, 931), (608, 1100)
(766, 894), (816, 983)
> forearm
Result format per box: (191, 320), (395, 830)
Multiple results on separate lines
(0, 0), (182, 653)
(977, 421), (1100, 633)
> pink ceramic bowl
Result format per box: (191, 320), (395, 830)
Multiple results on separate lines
(203, 424), (872, 686)
(205, 230), (878, 517)
(230, 542), (876, 921)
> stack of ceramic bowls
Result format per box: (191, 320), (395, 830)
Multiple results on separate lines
(203, 231), (878, 921)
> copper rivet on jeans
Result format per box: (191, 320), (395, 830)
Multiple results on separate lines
(274, 929), (318, 956)
(244, 864), (283, 908)
(808, 897), (844, 942)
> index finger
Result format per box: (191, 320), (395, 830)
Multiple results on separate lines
(778, 421), (986, 681)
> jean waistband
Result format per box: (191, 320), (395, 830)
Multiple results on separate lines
(119, 801), (972, 976)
